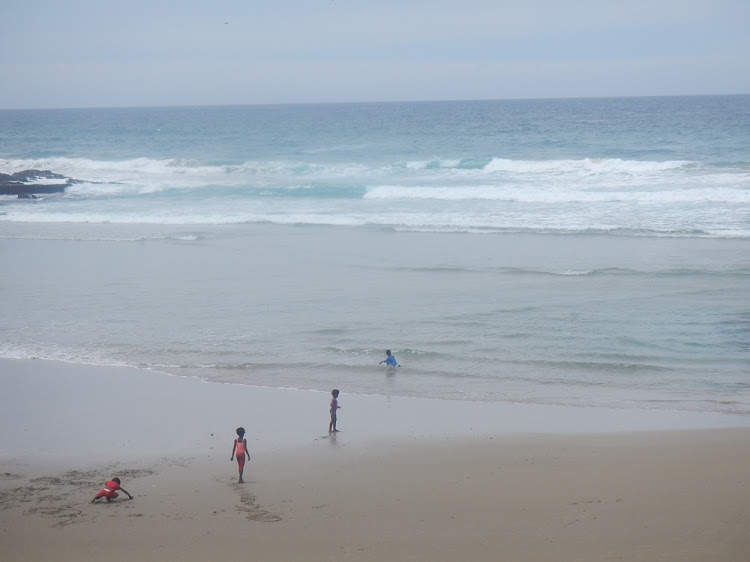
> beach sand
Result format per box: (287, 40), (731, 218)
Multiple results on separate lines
(2, 359), (749, 561)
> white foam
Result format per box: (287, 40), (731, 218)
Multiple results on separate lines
(2, 156), (748, 237)
(363, 185), (750, 203)
(483, 157), (693, 174)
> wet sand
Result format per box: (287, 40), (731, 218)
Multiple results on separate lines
(2, 359), (749, 561)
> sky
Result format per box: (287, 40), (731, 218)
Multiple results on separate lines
(1, 0), (749, 109)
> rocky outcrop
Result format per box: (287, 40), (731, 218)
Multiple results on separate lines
(0, 169), (83, 197)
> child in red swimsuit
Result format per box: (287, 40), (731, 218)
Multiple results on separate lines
(91, 477), (133, 503)
(230, 426), (251, 483)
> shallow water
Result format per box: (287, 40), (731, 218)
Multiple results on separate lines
(1, 97), (748, 417)
(1, 223), (748, 416)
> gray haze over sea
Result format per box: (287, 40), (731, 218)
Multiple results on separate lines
(1, 96), (749, 416)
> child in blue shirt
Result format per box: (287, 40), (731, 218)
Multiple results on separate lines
(379, 350), (400, 367)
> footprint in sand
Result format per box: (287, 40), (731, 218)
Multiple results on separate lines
(228, 481), (282, 522)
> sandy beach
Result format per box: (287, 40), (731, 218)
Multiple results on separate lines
(2, 358), (749, 561)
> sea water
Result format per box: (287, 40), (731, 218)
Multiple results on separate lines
(1, 96), (749, 416)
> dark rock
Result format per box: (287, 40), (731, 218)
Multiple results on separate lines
(6, 170), (68, 182)
(0, 182), (70, 196)
(0, 169), (80, 196)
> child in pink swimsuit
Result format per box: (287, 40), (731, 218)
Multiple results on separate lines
(231, 426), (251, 483)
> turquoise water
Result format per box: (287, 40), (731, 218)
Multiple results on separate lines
(1, 96), (749, 416)
(2, 96), (749, 235)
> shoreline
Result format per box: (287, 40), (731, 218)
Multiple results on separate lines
(2, 224), (748, 418)
(2, 357), (749, 462)
(2, 358), (750, 560)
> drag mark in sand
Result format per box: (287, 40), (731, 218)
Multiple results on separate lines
(229, 482), (281, 522)
(25, 504), (85, 528)
(563, 497), (624, 528)
(0, 467), (152, 528)
(2, 472), (23, 480)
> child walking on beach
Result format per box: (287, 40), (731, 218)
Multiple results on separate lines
(91, 477), (133, 503)
(230, 427), (251, 483)
(329, 389), (341, 433)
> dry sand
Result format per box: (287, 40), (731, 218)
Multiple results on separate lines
(1, 359), (749, 561)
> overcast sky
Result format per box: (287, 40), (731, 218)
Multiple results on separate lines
(1, 0), (748, 109)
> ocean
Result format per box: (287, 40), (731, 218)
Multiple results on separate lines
(1, 96), (749, 417)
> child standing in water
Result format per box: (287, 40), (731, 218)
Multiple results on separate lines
(230, 427), (251, 483)
(379, 350), (400, 367)
(328, 389), (341, 433)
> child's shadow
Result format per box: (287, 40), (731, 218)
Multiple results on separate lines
(321, 432), (340, 446)
(228, 478), (257, 486)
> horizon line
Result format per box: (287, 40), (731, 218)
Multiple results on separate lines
(1, 92), (749, 112)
